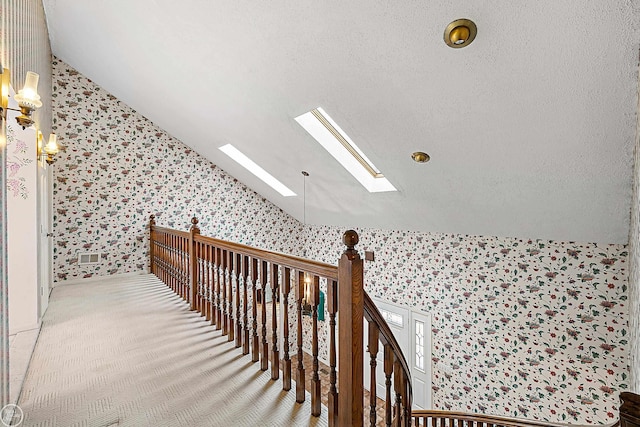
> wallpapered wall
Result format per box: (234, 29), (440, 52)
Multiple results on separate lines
(51, 58), (303, 282)
(51, 59), (631, 424)
(301, 225), (629, 425)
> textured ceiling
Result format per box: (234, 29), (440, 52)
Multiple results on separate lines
(43, 1), (640, 243)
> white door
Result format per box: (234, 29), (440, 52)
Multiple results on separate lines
(37, 159), (51, 316)
(363, 299), (409, 399)
(363, 298), (432, 410)
(410, 311), (432, 409)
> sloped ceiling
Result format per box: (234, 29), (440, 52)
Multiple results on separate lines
(43, 1), (640, 243)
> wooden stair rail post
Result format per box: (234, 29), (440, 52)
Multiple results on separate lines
(149, 215), (156, 275)
(338, 230), (364, 427)
(189, 217), (200, 311)
(281, 267), (292, 391)
(620, 392), (640, 427)
(295, 270), (306, 403)
(327, 279), (339, 427)
(310, 274), (321, 417)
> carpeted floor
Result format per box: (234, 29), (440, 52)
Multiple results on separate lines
(18, 274), (328, 426)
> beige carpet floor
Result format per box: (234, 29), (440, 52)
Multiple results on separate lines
(18, 274), (328, 427)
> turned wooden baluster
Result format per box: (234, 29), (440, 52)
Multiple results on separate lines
(178, 236), (184, 300)
(327, 279), (338, 426)
(270, 263), (280, 380)
(167, 235), (171, 288)
(200, 242), (206, 317)
(338, 230), (364, 427)
(215, 247), (222, 330)
(235, 253), (242, 348)
(281, 267), (292, 391)
(221, 249), (228, 335)
(180, 236), (184, 297)
(166, 235), (170, 286)
(206, 244), (212, 322)
(173, 236), (177, 292)
(170, 234), (175, 293)
(384, 344), (393, 427)
(403, 371), (411, 427)
(310, 274), (321, 417)
(196, 241), (203, 313)
(368, 321), (380, 427)
(160, 233), (165, 286)
(228, 251), (235, 342)
(180, 236), (185, 298)
(175, 235), (180, 297)
(211, 245), (217, 326)
(260, 260), (269, 371)
(149, 215), (156, 274)
(394, 358), (403, 427)
(251, 257), (260, 362)
(295, 270), (306, 403)
(242, 255), (250, 355)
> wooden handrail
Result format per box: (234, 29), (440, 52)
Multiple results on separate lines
(411, 409), (624, 427)
(193, 233), (339, 280)
(148, 216), (414, 426)
(149, 216), (638, 427)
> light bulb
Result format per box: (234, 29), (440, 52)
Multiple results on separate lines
(450, 26), (470, 44)
(44, 134), (59, 155)
(15, 71), (42, 108)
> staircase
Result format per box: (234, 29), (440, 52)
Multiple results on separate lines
(149, 216), (640, 427)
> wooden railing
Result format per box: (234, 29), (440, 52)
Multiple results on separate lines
(413, 393), (640, 427)
(149, 215), (639, 427)
(149, 215), (413, 426)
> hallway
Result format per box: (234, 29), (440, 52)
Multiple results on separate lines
(17, 274), (327, 426)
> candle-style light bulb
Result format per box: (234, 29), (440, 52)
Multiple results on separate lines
(44, 134), (58, 155)
(43, 134), (59, 164)
(15, 71), (43, 108)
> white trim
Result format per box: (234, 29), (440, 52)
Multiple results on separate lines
(54, 270), (148, 287)
(8, 320), (41, 336)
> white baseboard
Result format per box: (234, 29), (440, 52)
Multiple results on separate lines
(54, 270), (148, 287)
(9, 320), (41, 336)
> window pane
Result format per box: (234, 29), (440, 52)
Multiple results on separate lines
(415, 320), (424, 371)
(380, 309), (403, 328)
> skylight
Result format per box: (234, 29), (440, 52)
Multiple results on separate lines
(219, 144), (296, 197)
(295, 107), (397, 193)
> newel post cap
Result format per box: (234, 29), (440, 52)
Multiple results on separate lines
(342, 230), (359, 249)
(190, 216), (200, 233)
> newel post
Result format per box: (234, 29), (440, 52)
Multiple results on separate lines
(338, 230), (364, 427)
(189, 216), (200, 311)
(149, 215), (156, 275)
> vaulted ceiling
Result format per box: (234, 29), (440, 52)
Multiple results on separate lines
(43, 1), (640, 244)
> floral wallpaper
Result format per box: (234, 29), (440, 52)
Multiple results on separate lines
(302, 225), (629, 425)
(6, 125), (32, 199)
(51, 58), (632, 424)
(51, 58), (303, 282)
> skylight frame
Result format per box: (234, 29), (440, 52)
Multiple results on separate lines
(295, 107), (397, 193)
(219, 144), (296, 197)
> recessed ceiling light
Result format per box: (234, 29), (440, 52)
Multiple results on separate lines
(412, 152), (430, 163)
(295, 107), (397, 193)
(219, 144), (296, 197)
(444, 19), (477, 48)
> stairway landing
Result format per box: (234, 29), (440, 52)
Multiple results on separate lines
(18, 273), (327, 426)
